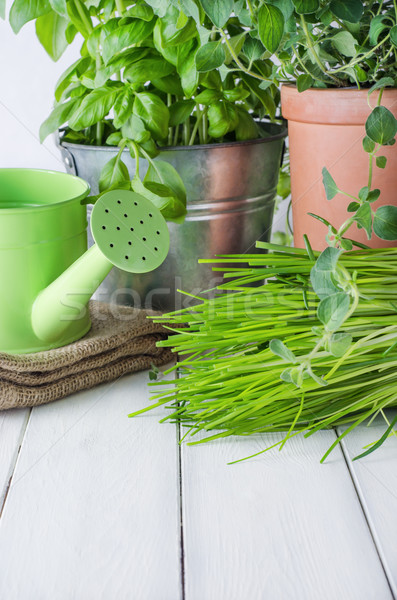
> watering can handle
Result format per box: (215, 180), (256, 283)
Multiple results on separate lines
(32, 245), (112, 343)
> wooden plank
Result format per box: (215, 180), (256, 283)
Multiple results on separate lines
(181, 429), (392, 600)
(337, 412), (397, 597)
(0, 370), (182, 600)
(0, 408), (30, 510)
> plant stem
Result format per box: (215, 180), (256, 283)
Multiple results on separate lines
(167, 93), (173, 146)
(73, 0), (93, 36)
(189, 106), (203, 146)
(300, 15), (344, 85)
(129, 141), (140, 178)
(218, 28), (273, 83)
(115, 0), (125, 15)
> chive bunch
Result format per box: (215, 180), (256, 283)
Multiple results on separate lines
(131, 242), (397, 462)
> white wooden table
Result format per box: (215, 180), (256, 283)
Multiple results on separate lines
(0, 367), (396, 600)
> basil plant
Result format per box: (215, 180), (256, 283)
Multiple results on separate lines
(3, 0), (280, 221)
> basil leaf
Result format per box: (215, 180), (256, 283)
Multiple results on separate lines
(296, 73), (314, 92)
(98, 156), (130, 192)
(10, 0), (51, 33)
(208, 102), (238, 138)
(35, 9), (68, 61)
(113, 87), (134, 129)
(133, 92), (169, 140)
(122, 114), (151, 144)
(169, 100), (195, 126)
(39, 98), (80, 142)
(102, 19), (155, 64)
(124, 56), (174, 84)
(69, 84), (121, 130)
(144, 160), (187, 205)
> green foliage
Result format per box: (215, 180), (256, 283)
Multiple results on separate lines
(7, 0), (281, 221)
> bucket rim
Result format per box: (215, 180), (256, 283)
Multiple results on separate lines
(0, 168), (90, 214)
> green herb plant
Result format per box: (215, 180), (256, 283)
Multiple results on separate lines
(195, 0), (397, 91)
(3, 0), (280, 217)
(130, 90), (397, 462)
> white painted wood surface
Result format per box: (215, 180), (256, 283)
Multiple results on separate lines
(0, 371), (181, 600)
(0, 408), (30, 510)
(338, 412), (397, 597)
(181, 429), (392, 600)
(0, 370), (396, 600)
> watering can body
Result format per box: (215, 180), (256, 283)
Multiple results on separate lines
(0, 169), (91, 353)
(0, 169), (170, 354)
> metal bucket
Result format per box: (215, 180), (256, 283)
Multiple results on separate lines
(59, 123), (286, 311)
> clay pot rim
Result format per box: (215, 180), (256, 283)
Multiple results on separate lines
(281, 83), (397, 125)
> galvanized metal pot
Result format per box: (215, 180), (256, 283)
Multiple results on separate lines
(58, 123), (286, 311)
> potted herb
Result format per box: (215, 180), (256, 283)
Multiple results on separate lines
(5, 0), (286, 310)
(201, 0), (397, 250)
(135, 94), (397, 463)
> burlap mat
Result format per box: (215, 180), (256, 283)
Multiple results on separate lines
(0, 301), (173, 410)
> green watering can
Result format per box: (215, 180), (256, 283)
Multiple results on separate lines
(0, 169), (170, 354)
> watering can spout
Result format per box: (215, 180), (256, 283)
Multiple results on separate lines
(32, 190), (170, 345)
(32, 245), (113, 343)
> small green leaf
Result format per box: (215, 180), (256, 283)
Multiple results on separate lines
(124, 56), (175, 84)
(106, 132), (122, 146)
(10, 0), (51, 33)
(365, 106), (397, 145)
(391, 25), (397, 48)
(347, 201), (360, 212)
(258, 4), (284, 54)
(362, 136), (375, 153)
(329, 332), (352, 357)
(373, 206), (397, 240)
(322, 167), (339, 200)
(354, 203), (372, 239)
(269, 339), (297, 363)
(39, 98), (80, 142)
(200, 0), (233, 27)
(169, 100), (195, 127)
(35, 10), (68, 61)
(207, 102), (238, 138)
(68, 84), (120, 131)
(144, 160), (187, 207)
(98, 156), (130, 193)
(122, 115), (151, 144)
(113, 87), (134, 129)
(329, 0), (363, 23)
(292, 0), (319, 14)
(339, 238), (353, 251)
(318, 292), (350, 332)
(358, 186), (369, 202)
(332, 31), (357, 57)
(367, 189), (381, 203)
(102, 19), (155, 64)
(296, 73), (314, 92)
(195, 41), (226, 72)
(376, 156), (387, 169)
(133, 92), (170, 141)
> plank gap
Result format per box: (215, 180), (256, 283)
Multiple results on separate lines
(177, 421), (186, 600)
(339, 434), (397, 600)
(0, 408), (32, 519)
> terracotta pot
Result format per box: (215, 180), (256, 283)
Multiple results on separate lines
(281, 85), (397, 250)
